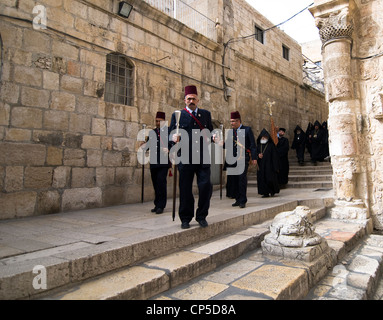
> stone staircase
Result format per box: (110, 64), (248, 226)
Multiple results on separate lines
(38, 199), (329, 300)
(153, 212), (381, 300)
(37, 199), (383, 301)
(248, 156), (333, 190)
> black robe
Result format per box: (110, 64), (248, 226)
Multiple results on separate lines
(322, 121), (329, 159)
(291, 125), (306, 164)
(309, 120), (326, 162)
(306, 122), (313, 156)
(256, 129), (280, 196)
(277, 135), (289, 185)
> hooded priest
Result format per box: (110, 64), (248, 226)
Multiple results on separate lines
(256, 128), (280, 198)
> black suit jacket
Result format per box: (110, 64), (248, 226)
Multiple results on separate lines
(225, 125), (257, 167)
(148, 127), (171, 169)
(169, 108), (213, 167)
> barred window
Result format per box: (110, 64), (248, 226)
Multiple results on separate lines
(105, 53), (134, 105)
(255, 25), (264, 44)
(282, 45), (290, 61)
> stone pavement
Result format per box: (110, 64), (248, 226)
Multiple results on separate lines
(0, 185), (332, 299)
(1, 184), (382, 300)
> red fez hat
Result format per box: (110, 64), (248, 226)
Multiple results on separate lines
(230, 111), (241, 120)
(185, 85), (198, 96)
(156, 111), (165, 119)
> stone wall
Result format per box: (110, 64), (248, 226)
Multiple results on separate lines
(310, 0), (383, 230)
(356, 0), (383, 229)
(0, 0), (327, 219)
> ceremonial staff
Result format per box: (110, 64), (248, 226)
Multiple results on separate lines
(141, 123), (146, 203)
(266, 98), (278, 146)
(219, 124), (224, 200)
(172, 110), (181, 221)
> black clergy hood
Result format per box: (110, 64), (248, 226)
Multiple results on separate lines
(294, 125), (304, 134)
(257, 128), (271, 144)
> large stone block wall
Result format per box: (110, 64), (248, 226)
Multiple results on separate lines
(310, 0), (383, 230)
(0, 0), (327, 219)
(355, 0), (383, 229)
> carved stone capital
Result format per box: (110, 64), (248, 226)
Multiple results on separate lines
(316, 8), (354, 44)
(310, 0), (357, 45)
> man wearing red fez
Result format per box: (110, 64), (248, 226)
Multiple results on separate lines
(225, 111), (257, 208)
(169, 85), (213, 229)
(148, 111), (170, 214)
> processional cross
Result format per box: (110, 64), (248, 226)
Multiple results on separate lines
(266, 98), (276, 116)
(266, 98), (278, 146)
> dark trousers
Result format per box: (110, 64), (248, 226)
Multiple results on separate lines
(178, 164), (212, 223)
(150, 167), (168, 209)
(226, 174), (238, 199)
(231, 162), (249, 204)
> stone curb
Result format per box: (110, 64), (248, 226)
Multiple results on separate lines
(2, 199), (323, 300)
(38, 206), (329, 300)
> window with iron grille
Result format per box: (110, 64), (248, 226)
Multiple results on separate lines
(255, 25), (264, 44)
(282, 45), (290, 61)
(105, 53), (134, 105)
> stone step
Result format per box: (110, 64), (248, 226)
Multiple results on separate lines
(0, 195), (329, 300)
(289, 168), (333, 174)
(289, 160), (331, 167)
(150, 212), (373, 300)
(306, 233), (383, 300)
(288, 175), (332, 182)
(248, 180), (333, 189)
(42, 223), (270, 300)
(41, 205), (328, 300)
(287, 181), (333, 188)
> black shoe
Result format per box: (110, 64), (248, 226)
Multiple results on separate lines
(156, 208), (164, 214)
(181, 222), (190, 229)
(262, 194), (269, 198)
(198, 219), (208, 228)
(232, 202), (240, 207)
(151, 207), (158, 213)
(239, 203), (246, 208)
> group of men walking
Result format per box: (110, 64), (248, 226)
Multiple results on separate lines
(143, 85), (294, 229)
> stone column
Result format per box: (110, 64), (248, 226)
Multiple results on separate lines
(310, 0), (371, 226)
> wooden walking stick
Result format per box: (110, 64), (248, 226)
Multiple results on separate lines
(172, 110), (181, 221)
(219, 124), (224, 200)
(141, 123), (146, 203)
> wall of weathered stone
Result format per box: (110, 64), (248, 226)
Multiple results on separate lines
(355, 0), (383, 229)
(310, 0), (383, 230)
(0, 0), (327, 219)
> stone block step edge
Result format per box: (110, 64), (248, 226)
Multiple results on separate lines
(2, 200), (317, 300)
(37, 223), (272, 300)
(38, 207), (328, 300)
(306, 234), (383, 300)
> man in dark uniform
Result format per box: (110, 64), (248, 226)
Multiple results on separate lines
(169, 85), (213, 229)
(226, 111), (257, 208)
(148, 111), (170, 214)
